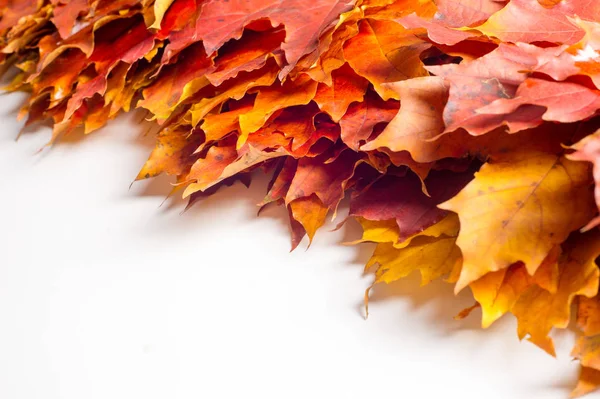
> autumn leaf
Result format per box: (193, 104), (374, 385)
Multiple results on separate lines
(163, 0), (356, 79)
(0, 0), (39, 34)
(350, 167), (476, 242)
(188, 61), (280, 127)
(473, 0), (585, 44)
(434, 0), (506, 27)
(51, 0), (88, 39)
(289, 194), (329, 247)
(139, 43), (215, 120)
(513, 230), (600, 355)
(571, 366), (600, 398)
(150, 0), (177, 29)
(206, 29), (286, 87)
(426, 43), (564, 135)
(397, 13), (478, 45)
(364, 213), (462, 314)
(238, 73), (319, 144)
(361, 76), (453, 162)
(477, 78), (600, 124)
(340, 91), (399, 151)
(304, 7), (362, 85)
(350, 217), (401, 245)
(568, 129), (600, 230)
(137, 127), (204, 180)
(260, 157), (297, 207)
(367, 230), (461, 286)
(343, 19), (430, 99)
(440, 149), (595, 292)
(286, 149), (359, 211)
(181, 139), (239, 197)
(469, 247), (560, 329)
(313, 63), (369, 122)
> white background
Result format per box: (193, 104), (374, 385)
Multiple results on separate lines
(0, 89), (591, 399)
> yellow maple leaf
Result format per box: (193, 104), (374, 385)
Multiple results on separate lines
(440, 150), (595, 292)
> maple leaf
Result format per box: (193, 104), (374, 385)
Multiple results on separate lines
(571, 366), (600, 398)
(340, 90), (399, 151)
(477, 78), (600, 124)
(51, 0), (88, 39)
(367, 226), (461, 286)
(469, 248), (560, 329)
(349, 168), (475, 243)
(150, 0), (177, 29)
(238, 73), (319, 143)
(440, 148), (595, 292)
(568, 129), (600, 230)
(163, 0), (356, 78)
(572, 291), (600, 398)
(343, 19), (430, 99)
(426, 43), (579, 135)
(434, 0), (506, 27)
(205, 28), (286, 87)
(260, 157), (297, 208)
(201, 96), (256, 144)
(313, 63), (369, 122)
(0, 0), (39, 34)
(188, 61), (280, 127)
(397, 13), (478, 45)
(304, 7), (362, 85)
(473, 0), (585, 44)
(289, 194), (329, 248)
(349, 217), (401, 246)
(512, 230), (600, 355)
(137, 127), (205, 180)
(138, 43), (216, 120)
(286, 149), (359, 211)
(364, 213), (462, 315)
(361, 76), (452, 162)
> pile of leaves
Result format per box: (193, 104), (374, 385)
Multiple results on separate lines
(3, 0), (600, 394)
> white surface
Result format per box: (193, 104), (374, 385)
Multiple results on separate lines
(0, 90), (588, 399)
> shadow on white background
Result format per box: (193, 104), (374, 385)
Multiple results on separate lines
(0, 89), (585, 399)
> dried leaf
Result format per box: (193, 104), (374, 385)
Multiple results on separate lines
(440, 150), (595, 292)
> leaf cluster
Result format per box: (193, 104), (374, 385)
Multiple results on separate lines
(2, 0), (600, 394)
